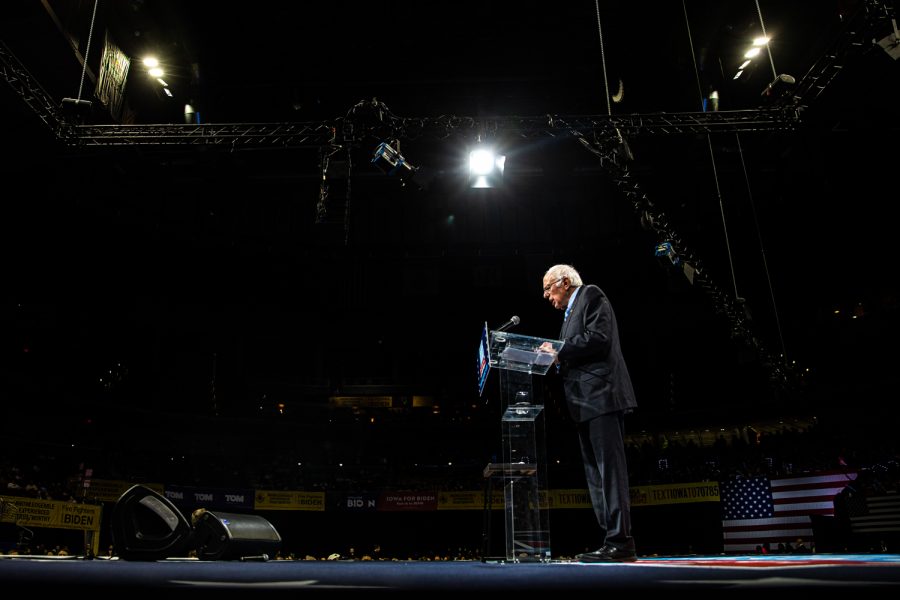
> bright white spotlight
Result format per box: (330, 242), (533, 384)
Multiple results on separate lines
(468, 147), (505, 189)
(469, 149), (495, 175)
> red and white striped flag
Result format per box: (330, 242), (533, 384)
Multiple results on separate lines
(849, 493), (900, 535)
(721, 471), (857, 553)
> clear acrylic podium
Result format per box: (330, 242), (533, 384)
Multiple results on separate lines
(488, 329), (564, 562)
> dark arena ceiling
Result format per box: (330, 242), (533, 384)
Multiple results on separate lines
(1, 0), (899, 441)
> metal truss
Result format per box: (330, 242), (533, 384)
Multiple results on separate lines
(0, 40), (68, 139)
(0, 36), (801, 149)
(580, 131), (795, 389)
(69, 121), (339, 148)
(2, 38), (801, 146)
(3, 2), (891, 149)
(64, 109), (799, 148)
(454, 109), (800, 138)
(788, 0), (897, 109)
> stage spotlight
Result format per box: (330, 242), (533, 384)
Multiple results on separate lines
(877, 29), (900, 60)
(760, 74), (796, 103)
(372, 141), (418, 186)
(468, 146), (505, 189)
(184, 102), (199, 124)
(60, 98), (93, 125)
(654, 241), (680, 267)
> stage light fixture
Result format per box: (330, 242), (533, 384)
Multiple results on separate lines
(877, 28), (900, 60)
(372, 141), (418, 186)
(468, 146), (505, 189)
(60, 98), (93, 124)
(184, 102), (198, 124)
(654, 241), (679, 267)
(760, 74), (796, 103)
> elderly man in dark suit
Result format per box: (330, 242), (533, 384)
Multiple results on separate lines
(541, 264), (638, 562)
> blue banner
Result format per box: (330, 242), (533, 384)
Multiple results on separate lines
(164, 485), (255, 512)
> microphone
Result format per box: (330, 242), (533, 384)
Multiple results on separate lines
(495, 315), (520, 332)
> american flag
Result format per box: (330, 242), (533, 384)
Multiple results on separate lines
(849, 493), (900, 535)
(721, 471), (857, 553)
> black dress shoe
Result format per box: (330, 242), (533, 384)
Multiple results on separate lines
(575, 545), (637, 562)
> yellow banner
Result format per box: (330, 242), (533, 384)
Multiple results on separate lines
(629, 482), (720, 507)
(254, 490), (325, 511)
(0, 497), (102, 531)
(74, 479), (165, 503)
(437, 490), (506, 510)
(433, 484), (719, 511)
(550, 489), (593, 509)
(436, 489), (593, 510)
(329, 396), (393, 408)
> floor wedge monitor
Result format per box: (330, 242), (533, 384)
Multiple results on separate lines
(110, 485), (192, 560)
(193, 510), (282, 560)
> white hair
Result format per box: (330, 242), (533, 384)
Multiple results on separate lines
(544, 264), (583, 287)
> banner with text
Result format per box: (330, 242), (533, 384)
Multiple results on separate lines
(68, 478), (165, 503)
(332, 492), (380, 512)
(377, 491), (438, 511)
(0, 497), (102, 531)
(164, 485), (255, 511)
(551, 489), (593, 509)
(630, 481), (720, 507)
(437, 490), (506, 510)
(254, 490), (326, 511)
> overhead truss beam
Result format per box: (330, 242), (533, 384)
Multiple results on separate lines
(64, 110), (799, 148)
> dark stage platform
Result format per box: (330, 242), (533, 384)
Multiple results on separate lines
(2, 553), (899, 594)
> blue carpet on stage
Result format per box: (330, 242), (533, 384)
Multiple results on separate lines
(2, 554), (900, 593)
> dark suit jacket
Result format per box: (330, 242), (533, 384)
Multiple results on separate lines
(557, 284), (637, 422)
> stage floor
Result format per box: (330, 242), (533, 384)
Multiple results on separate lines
(2, 553), (900, 593)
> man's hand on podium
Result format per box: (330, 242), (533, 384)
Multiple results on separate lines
(537, 342), (558, 364)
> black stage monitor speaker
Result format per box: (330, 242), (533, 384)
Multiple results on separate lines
(193, 510), (282, 560)
(110, 485), (192, 561)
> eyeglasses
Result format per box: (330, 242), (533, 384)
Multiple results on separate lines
(542, 277), (563, 294)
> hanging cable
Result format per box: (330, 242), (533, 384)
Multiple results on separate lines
(593, 0), (612, 116)
(209, 352), (218, 417)
(734, 133), (789, 363)
(343, 144), (352, 245)
(706, 134), (740, 302)
(76, 0), (100, 103)
(316, 131), (342, 225)
(683, 0), (742, 302)
(739, 0), (792, 366)
(682, 2), (705, 110)
(755, 0), (778, 80)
